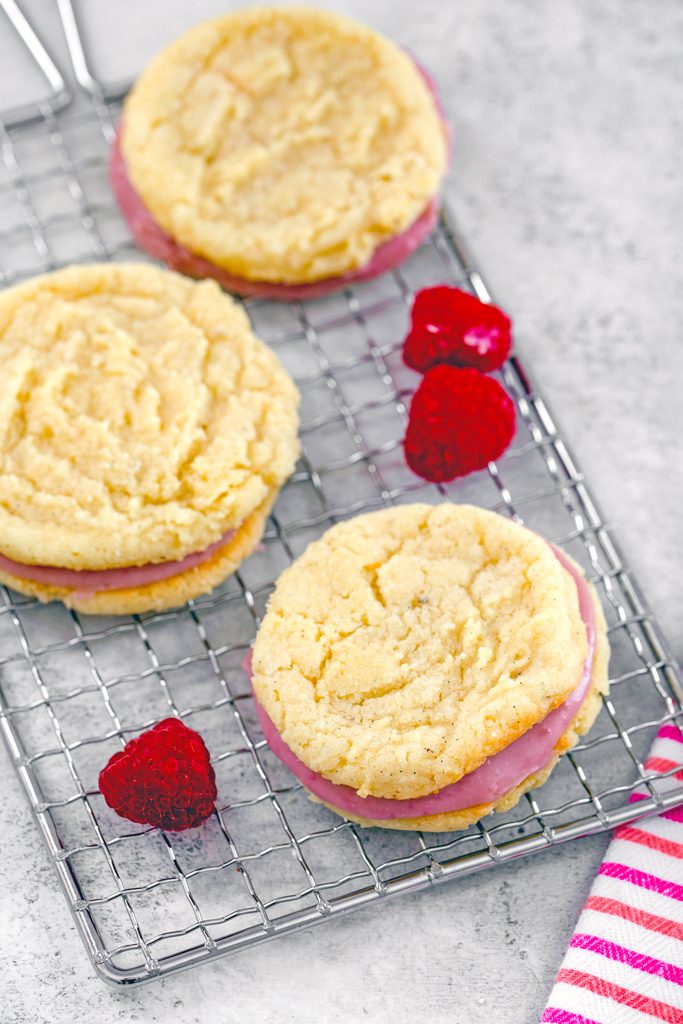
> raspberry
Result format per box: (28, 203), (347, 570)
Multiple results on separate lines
(404, 365), (516, 482)
(403, 285), (512, 373)
(98, 718), (217, 831)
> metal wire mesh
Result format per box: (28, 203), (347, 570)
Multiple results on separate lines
(0, 0), (682, 987)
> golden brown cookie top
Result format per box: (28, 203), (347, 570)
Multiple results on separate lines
(0, 263), (299, 569)
(252, 504), (588, 800)
(121, 7), (447, 284)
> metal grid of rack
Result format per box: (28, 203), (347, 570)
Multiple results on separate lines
(0, 0), (681, 987)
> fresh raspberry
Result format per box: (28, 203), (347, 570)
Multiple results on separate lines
(98, 718), (217, 831)
(403, 285), (512, 373)
(404, 365), (516, 481)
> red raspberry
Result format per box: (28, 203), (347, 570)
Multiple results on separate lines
(403, 285), (512, 373)
(404, 365), (516, 482)
(98, 719), (217, 831)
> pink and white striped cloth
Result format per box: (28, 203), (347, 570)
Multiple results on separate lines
(543, 723), (683, 1024)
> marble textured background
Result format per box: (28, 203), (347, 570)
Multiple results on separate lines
(1, 1), (681, 1021)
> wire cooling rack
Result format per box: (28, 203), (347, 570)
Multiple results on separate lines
(0, 0), (682, 988)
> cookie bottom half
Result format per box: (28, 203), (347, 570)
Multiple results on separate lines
(0, 493), (276, 616)
(313, 585), (609, 832)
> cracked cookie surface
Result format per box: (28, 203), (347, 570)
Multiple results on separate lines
(251, 503), (588, 801)
(324, 590), (609, 830)
(0, 263), (299, 570)
(121, 7), (447, 284)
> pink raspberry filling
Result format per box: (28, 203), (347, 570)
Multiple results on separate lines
(109, 60), (449, 301)
(248, 547), (597, 820)
(0, 527), (236, 600)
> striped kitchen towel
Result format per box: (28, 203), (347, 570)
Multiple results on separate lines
(542, 723), (683, 1024)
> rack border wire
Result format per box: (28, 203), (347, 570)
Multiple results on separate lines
(0, 0), (70, 126)
(0, 0), (681, 987)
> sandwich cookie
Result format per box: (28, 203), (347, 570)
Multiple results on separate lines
(0, 263), (299, 614)
(110, 6), (449, 299)
(249, 504), (609, 831)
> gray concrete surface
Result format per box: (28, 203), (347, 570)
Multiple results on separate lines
(1, 1), (681, 1022)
